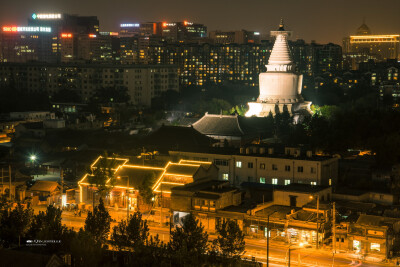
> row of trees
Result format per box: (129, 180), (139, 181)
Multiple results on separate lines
(0, 197), (246, 266)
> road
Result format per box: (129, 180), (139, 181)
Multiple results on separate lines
(55, 210), (387, 267)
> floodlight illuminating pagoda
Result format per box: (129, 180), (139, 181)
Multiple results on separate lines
(246, 19), (311, 121)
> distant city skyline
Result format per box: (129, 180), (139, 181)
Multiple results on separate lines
(0, 0), (399, 44)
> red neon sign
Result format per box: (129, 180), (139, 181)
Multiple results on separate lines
(2, 26), (18, 32)
(61, 33), (72, 38)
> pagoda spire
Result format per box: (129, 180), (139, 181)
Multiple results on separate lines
(267, 19), (293, 70)
(278, 18), (285, 31)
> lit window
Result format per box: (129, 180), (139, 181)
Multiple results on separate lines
(272, 178), (278, 185)
(222, 173), (229, 180)
(285, 180), (291, 185)
(260, 177), (266, 184)
(260, 163), (265, 169)
(236, 161), (242, 168)
(353, 240), (361, 251)
(329, 179), (332, 186)
(311, 182), (317, 185)
(370, 243), (380, 252)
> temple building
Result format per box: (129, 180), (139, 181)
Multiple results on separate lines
(246, 20), (311, 120)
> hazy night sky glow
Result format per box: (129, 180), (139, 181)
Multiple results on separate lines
(0, 0), (399, 44)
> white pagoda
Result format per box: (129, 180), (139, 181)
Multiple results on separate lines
(246, 20), (311, 120)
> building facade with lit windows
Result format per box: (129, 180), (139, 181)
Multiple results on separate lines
(347, 214), (400, 261)
(343, 22), (400, 68)
(0, 26), (57, 63)
(209, 30), (261, 44)
(169, 146), (338, 187)
(0, 63), (178, 106)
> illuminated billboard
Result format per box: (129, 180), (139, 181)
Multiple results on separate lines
(120, 23), (140, 28)
(61, 33), (72, 38)
(2, 26), (52, 33)
(32, 13), (62, 20)
(162, 22), (176, 27)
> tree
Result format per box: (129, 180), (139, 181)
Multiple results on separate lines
(27, 205), (71, 253)
(138, 173), (156, 205)
(91, 86), (130, 104)
(84, 198), (111, 245)
(169, 213), (208, 264)
(88, 153), (116, 202)
(52, 89), (82, 103)
(111, 211), (149, 251)
(0, 204), (33, 247)
(214, 220), (245, 261)
(29, 205), (63, 238)
(70, 229), (104, 267)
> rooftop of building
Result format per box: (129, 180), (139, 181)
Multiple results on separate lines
(254, 205), (299, 220)
(170, 145), (336, 162)
(356, 214), (400, 227)
(172, 180), (239, 194)
(192, 113), (272, 137)
(18, 122), (44, 130)
(0, 62), (178, 69)
(143, 125), (216, 153)
(275, 183), (331, 194)
(29, 181), (60, 192)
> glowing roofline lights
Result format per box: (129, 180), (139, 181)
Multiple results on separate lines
(350, 35), (400, 38)
(120, 23), (140, 27)
(2, 26), (51, 33)
(179, 159), (212, 165)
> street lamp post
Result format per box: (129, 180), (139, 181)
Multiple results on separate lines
(117, 176), (131, 219)
(310, 194), (320, 249)
(267, 211), (277, 267)
(126, 176), (130, 219)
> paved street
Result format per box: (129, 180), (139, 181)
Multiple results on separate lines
(38, 206), (389, 267)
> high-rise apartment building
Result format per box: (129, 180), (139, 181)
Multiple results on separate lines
(0, 63), (178, 106)
(161, 21), (207, 42)
(0, 26), (56, 63)
(209, 30), (261, 44)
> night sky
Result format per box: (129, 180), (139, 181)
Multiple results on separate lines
(0, 0), (399, 44)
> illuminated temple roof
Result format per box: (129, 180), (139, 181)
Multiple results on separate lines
(78, 156), (217, 194)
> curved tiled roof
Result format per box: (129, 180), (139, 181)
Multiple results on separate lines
(192, 113), (272, 137)
(192, 114), (244, 136)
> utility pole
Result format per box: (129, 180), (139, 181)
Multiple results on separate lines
(127, 176), (130, 219)
(60, 168), (64, 207)
(288, 246), (291, 267)
(267, 211), (277, 267)
(316, 195), (320, 249)
(8, 165), (11, 201)
(160, 184), (163, 226)
(332, 201), (336, 265)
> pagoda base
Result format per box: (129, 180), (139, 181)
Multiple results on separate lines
(245, 101), (312, 122)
